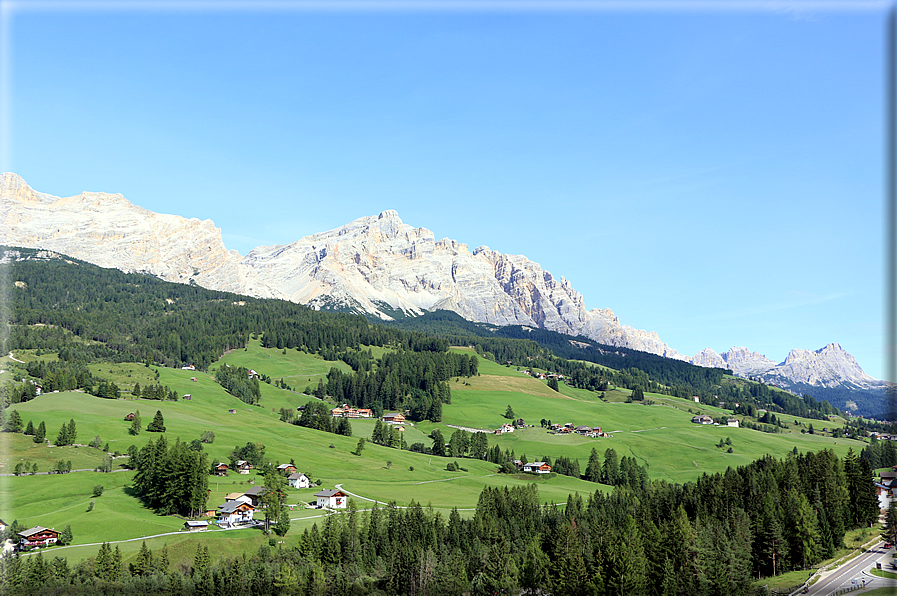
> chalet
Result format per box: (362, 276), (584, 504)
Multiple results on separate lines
(190, 377), (197, 382)
(17, 526), (59, 550)
(183, 394), (192, 400)
(523, 462), (552, 474)
(727, 419), (739, 428)
(181, 364), (196, 371)
(235, 460), (253, 474)
(217, 501), (255, 526)
(243, 485), (268, 507)
(513, 459), (524, 470)
(0, 520), (6, 532)
(575, 426), (591, 435)
(184, 520), (208, 531)
(564, 423), (575, 429)
(692, 415), (713, 425)
(315, 489), (348, 509)
(382, 413), (406, 424)
(124, 413), (135, 421)
(330, 407), (346, 417)
(495, 424), (515, 434)
(357, 408), (373, 418)
(276, 463), (297, 475)
(228, 409), (237, 414)
(213, 462), (229, 476)
(288, 472), (311, 489)
(693, 397), (700, 403)
(248, 369), (259, 379)
(591, 427), (602, 434)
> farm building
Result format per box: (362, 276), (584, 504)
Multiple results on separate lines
(691, 415), (713, 425)
(213, 462), (229, 476)
(727, 419), (739, 428)
(382, 413), (406, 424)
(315, 489), (348, 509)
(235, 460), (253, 474)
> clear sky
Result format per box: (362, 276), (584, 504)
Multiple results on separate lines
(0, 1), (888, 379)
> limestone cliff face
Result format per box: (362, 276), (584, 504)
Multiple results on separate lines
(0, 173), (283, 299)
(240, 209), (686, 357)
(0, 173), (877, 389)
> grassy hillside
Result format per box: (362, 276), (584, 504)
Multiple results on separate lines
(3, 340), (869, 565)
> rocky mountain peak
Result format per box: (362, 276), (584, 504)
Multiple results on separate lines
(0, 173), (875, 392)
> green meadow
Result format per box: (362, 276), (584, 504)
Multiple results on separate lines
(3, 340), (870, 564)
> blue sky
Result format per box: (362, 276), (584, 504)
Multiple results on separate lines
(0, 1), (888, 379)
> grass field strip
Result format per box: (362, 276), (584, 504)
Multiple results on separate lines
(630, 427), (667, 433)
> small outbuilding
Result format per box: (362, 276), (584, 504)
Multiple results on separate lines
(184, 520), (208, 531)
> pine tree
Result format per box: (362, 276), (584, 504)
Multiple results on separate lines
(5, 410), (23, 433)
(585, 447), (602, 483)
(147, 410), (166, 432)
(66, 419), (76, 444)
(33, 421), (45, 444)
(55, 423), (69, 446)
(24, 420), (34, 435)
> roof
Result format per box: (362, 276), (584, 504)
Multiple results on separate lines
(276, 463), (295, 469)
(244, 485), (267, 497)
(525, 461), (548, 467)
(185, 521), (208, 527)
(315, 489), (345, 498)
(288, 472), (308, 480)
(224, 492), (245, 500)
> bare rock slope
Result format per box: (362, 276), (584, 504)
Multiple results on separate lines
(1, 173), (877, 391)
(0, 173), (282, 299)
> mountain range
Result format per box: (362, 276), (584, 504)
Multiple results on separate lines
(0, 172), (884, 408)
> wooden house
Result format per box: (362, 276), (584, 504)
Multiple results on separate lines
(276, 463), (297, 476)
(382, 413), (406, 424)
(235, 460), (253, 474)
(523, 462), (552, 474)
(17, 526), (59, 550)
(213, 462), (229, 476)
(124, 413), (135, 421)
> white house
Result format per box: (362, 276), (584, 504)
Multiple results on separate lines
(727, 419), (739, 428)
(315, 489), (348, 509)
(288, 472), (311, 489)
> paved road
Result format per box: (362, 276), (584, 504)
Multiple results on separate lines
(805, 542), (897, 595)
